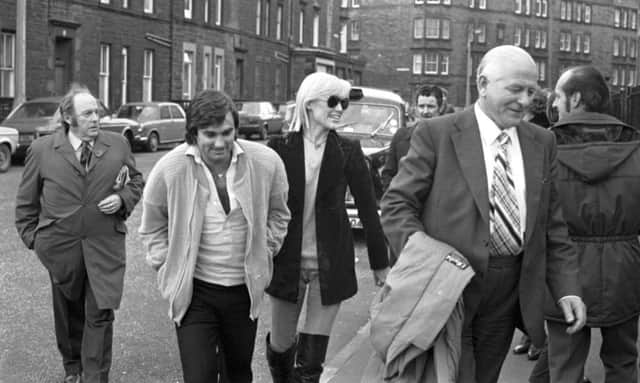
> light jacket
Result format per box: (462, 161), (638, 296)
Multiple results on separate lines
(363, 231), (475, 382)
(544, 112), (640, 326)
(139, 140), (290, 324)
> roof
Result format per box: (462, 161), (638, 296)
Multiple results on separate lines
(354, 87), (404, 105)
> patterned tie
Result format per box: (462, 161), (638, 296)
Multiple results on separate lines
(488, 132), (522, 256)
(80, 141), (92, 171)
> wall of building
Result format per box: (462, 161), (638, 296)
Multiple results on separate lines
(348, 0), (639, 107)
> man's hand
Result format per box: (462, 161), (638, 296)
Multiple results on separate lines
(373, 267), (390, 287)
(558, 296), (587, 334)
(98, 194), (123, 215)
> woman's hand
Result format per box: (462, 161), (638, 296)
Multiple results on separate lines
(373, 267), (390, 287)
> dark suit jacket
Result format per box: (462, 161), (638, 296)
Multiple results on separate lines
(266, 131), (389, 305)
(381, 124), (416, 190)
(381, 108), (580, 347)
(15, 130), (144, 309)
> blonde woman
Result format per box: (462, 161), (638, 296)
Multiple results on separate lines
(265, 72), (390, 382)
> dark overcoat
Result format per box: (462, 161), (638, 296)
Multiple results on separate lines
(15, 129), (144, 309)
(266, 131), (389, 305)
(545, 112), (640, 327)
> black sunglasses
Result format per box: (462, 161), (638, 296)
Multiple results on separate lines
(327, 95), (349, 110)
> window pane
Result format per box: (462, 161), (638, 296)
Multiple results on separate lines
(414, 19), (424, 39)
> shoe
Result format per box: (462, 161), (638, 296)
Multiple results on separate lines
(513, 335), (531, 354)
(63, 374), (81, 383)
(527, 344), (541, 361)
(582, 378), (591, 383)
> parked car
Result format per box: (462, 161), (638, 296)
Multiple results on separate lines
(278, 101), (295, 134)
(236, 100), (285, 139)
(0, 96), (138, 158)
(337, 87), (407, 229)
(0, 126), (18, 172)
(112, 102), (186, 152)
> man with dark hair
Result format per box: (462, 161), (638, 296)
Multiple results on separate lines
(15, 85), (144, 383)
(381, 85), (445, 191)
(415, 85), (444, 121)
(139, 89), (290, 383)
(528, 65), (640, 383)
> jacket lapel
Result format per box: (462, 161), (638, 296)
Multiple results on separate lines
(53, 130), (85, 175)
(285, 133), (306, 210)
(517, 123), (543, 246)
(451, 109), (490, 224)
(316, 132), (343, 199)
(87, 132), (112, 173)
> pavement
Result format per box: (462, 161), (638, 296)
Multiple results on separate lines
(321, 325), (610, 383)
(0, 146), (628, 382)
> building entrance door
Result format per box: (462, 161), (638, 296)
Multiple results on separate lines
(54, 37), (73, 95)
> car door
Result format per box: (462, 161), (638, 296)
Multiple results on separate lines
(265, 102), (283, 134)
(159, 105), (172, 143)
(169, 105), (186, 142)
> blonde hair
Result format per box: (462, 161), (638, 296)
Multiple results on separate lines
(291, 72), (351, 132)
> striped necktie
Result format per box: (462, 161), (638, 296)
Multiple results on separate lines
(488, 132), (522, 256)
(80, 141), (92, 171)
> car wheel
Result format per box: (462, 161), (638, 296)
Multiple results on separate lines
(147, 132), (159, 152)
(259, 125), (268, 140)
(0, 144), (11, 173)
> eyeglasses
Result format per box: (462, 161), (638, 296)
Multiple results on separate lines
(327, 95), (349, 110)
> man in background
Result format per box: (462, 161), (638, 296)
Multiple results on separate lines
(15, 85), (143, 383)
(381, 85), (445, 190)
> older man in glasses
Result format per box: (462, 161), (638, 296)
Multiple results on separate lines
(139, 89), (291, 383)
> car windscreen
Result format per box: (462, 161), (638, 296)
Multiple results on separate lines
(117, 105), (159, 122)
(6, 102), (59, 120)
(236, 102), (261, 115)
(336, 103), (399, 137)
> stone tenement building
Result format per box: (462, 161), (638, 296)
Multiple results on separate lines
(344, 0), (639, 106)
(0, 0), (363, 110)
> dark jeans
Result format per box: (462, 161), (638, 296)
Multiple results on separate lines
(51, 274), (114, 383)
(176, 279), (258, 383)
(458, 255), (522, 383)
(530, 315), (639, 383)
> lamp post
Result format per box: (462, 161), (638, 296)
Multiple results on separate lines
(465, 28), (482, 107)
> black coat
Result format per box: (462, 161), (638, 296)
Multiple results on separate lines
(544, 112), (640, 326)
(266, 131), (389, 305)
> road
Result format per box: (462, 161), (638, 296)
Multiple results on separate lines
(0, 147), (379, 383)
(0, 146), (625, 382)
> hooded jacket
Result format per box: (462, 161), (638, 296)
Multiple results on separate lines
(544, 112), (640, 326)
(363, 231), (475, 382)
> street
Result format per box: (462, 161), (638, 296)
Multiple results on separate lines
(0, 147), (380, 383)
(0, 147), (624, 383)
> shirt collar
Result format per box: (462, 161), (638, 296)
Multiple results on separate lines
(186, 141), (244, 165)
(67, 130), (93, 151)
(474, 102), (517, 145)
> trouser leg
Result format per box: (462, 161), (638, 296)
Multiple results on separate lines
(176, 281), (223, 383)
(176, 280), (256, 383)
(217, 284), (257, 383)
(547, 320), (590, 383)
(600, 315), (639, 383)
(459, 256), (521, 383)
(81, 279), (114, 383)
(529, 341), (550, 383)
(50, 274), (85, 376)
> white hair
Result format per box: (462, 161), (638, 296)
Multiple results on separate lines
(291, 72), (351, 132)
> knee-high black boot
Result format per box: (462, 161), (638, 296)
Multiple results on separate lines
(292, 333), (330, 383)
(266, 333), (296, 383)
